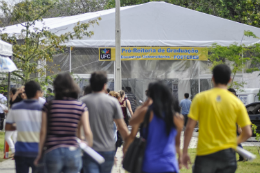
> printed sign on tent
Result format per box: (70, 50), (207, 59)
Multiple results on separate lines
(99, 47), (208, 61)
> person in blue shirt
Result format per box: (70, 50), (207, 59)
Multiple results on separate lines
(180, 93), (191, 126)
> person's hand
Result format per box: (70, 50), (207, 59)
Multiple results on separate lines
(34, 154), (41, 166)
(182, 153), (191, 169)
(178, 155), (182, 169)
(142, 98), (152, 107)
(17, 88), (24, 94)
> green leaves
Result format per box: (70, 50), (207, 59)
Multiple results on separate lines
(0, 0), (100, 84)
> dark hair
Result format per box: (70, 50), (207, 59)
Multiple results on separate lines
(25, 81), (41, 99)
(10, 88), (17, 95)
(107, 88), (110, 93)
(53, 72), (80, 99)
(119, 90), (125, 98)
(148, 81), (176, 135)
(184, 93), (189, 98)
(84, 85), (92, 95)
(213, 64), (231, 85)
(228, 88), (237, 95)
(126, 87), (131, 92)
(90, 71), (108, 92)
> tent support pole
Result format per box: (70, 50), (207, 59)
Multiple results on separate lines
(198, 61), (200, 93)
(115, 0), (121, 91)
(69, 47), (71, 73)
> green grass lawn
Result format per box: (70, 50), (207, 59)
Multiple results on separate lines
(0, 132), (5, 162)
(0, 132), (259, 173)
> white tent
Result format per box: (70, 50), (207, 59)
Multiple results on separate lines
(0, 40), (12, 57)
(3, 1), (260, 47)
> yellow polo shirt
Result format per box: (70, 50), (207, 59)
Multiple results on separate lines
(189, 88), (251, 156)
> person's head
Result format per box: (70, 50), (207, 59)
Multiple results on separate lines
(114, 92), (120, 100)
(19, 86), (26, 99)
(147, 81), (176, 135)
(84, 85), (92, 95)
(10, 88), (17, 97)
(25, 81), (41, 99)
(106, 88), (110, 94)
(108, 91), (115, 97)
(228, 88), (237, 96)
(212, 64), (231, 86)
(119, 90), (125, 99)
(90, 71), (108, 92)
(53, 72), (80, 99)
(126, 87), (132, 93)
(184, 93), (189, 99)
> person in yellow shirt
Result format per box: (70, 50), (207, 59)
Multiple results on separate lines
(182, 64), (252, 173)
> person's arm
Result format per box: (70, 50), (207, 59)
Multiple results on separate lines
(174, 113), (184, 169)
(114, 118), (129, 141)
(237, 125), (252, 144)
(5, 110), (15, 131)
(129, 98), (151, 126)
(81, 111), (93, 147)
(182, 118), (197, 169)
(123, 124), (139, 154)
(34, 112), (47, 165)
(236, 101), (252, 144)
(126, 99), (134, 116)
(12, 88), (23, 102)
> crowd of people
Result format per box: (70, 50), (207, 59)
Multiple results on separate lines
(2, 64), (252, 173)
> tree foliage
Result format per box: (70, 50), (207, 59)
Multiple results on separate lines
(209, 31), (260, 90)
(105, 0), (260, 28)
(0, 0), (100, 84)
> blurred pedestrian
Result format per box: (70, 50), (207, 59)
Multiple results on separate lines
(125, 87), (137, 112)
(124, 81), (184, 173)
(180, 93), (191, 127)
(228, 88), (246, 162)
(119, 90), (133, 126)
(84, 85), (92, 95)
(46, 88), (54, 102)
(0, 91), (7, 130)
(10, 87), (24, 108)
(182, 64), (252, 173)
(80, 71), (129, 173)
(38, 90), (46, 105)
(5, 81), (43, 173)
(5, 87), (25, 157)
(35, 72), (93, 173)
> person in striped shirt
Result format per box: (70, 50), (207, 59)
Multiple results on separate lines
(5, 81), (43, 173)
(35, 72), (93, 173)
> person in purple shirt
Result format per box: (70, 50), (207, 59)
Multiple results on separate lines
(180, 93), (191, 126)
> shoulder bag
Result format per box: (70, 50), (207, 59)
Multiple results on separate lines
(123, 107), (151, 173)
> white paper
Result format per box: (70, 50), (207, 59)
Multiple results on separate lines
(76, 138), (105, 164)
(236, 146), (256, 161)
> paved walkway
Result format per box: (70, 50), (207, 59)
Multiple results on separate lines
(1, 132), (259, 173)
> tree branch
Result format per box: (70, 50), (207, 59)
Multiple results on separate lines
(12, 71), (24, 80)
(13, 53), (26, 61)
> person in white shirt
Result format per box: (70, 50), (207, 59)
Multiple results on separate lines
(0, 92), (7, 130)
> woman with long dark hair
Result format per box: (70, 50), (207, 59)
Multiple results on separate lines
(34, 72), (93, 173)
(124, 81), (184, 173)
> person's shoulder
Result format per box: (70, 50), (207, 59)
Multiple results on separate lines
(11, 101), (25, 110)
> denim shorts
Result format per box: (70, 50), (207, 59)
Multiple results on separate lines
(45, 147), (82, 173)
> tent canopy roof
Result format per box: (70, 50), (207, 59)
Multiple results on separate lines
(3, 2), (260, 47)
(0, 40), (12, 56)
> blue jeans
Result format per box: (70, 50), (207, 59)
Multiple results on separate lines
(82, 150), (115, 173)
(45, 147), (82, 173)
(15, 156), (36, 173)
